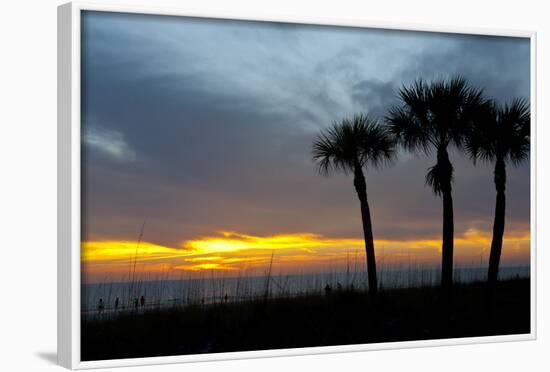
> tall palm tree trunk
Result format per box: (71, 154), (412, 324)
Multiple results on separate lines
(353, 163), (378, 296)
(361, 199), (378, 296)
(438, 148), (454, 296)
(441, 189), (454, 293)
(488, 158), (506, 290)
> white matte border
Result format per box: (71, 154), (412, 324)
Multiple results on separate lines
(57, 1), (537, 369)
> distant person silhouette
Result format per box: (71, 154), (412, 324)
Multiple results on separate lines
(98, 298), (104, 313)
(114, 297), (119, 310)
(140, 295), (145, 307)
(134, 298), (139, 309)
(324, 284), (332, 296)
(224, 294), (228, 302)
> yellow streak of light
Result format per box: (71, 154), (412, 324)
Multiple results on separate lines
(81, 229), (530, 282)
(176, 263), (237, 271)
(81, 240), (181, 261)
(184, 231), (363, 254)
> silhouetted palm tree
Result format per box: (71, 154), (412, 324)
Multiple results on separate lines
(312, 114), (395, 297)
(465, 98), (530, 292)
(387, 77), (485, 296)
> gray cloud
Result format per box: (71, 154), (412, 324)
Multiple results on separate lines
(81, 11), (531, 248)
(83, 125), (136, 162)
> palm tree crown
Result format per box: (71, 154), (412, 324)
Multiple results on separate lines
(387, 77), (486, 194)
(313, 113), (395, 175)
(465, 98), (530, 167)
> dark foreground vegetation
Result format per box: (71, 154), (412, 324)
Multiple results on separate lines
(82, 278), (529, 361)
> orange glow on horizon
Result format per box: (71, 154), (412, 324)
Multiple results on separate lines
(82, 240), (182, 262)
(81, 229), (530, 283)
(184, 231), (363, 254)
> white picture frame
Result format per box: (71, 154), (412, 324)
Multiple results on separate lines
(57, 1), (537, 369)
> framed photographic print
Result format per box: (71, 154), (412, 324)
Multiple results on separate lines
(57, 1), (536, 369)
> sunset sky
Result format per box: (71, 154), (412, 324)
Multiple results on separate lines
(80, 11), (531, 283)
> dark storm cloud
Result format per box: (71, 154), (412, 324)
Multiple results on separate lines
(81, 11), (530, 247)
(351, 79), (397, 117)
(396, 34), (530, 101)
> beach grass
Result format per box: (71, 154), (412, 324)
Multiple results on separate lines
(81, 277), (529, 361)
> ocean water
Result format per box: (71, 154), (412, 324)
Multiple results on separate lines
(81, 265), (529, 314)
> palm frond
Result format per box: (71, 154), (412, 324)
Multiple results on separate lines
(425, 160), (454, 196)
(386, 106), (431, 154)
(501, 98), (530, 166)
(463, 99), (498, 164)
(387, 76), (485, 154)
(464, 97), (530, 167)
(388, 76), (485, 195)
(312, 113), (396, 176)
